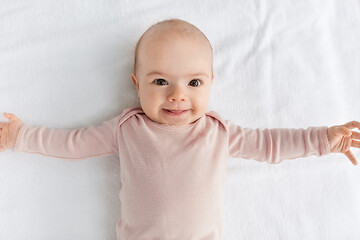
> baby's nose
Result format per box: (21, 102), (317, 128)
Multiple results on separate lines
(168, 86), (187, 102)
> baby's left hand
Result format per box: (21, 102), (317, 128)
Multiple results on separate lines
(328, 121), (360, 166)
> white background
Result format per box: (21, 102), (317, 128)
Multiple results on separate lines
(1, 0), (360, 239)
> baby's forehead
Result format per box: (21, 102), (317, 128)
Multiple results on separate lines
(142, 36), (207, 55)
(134, 19), (213, 74)
(142, 27), (206, 48)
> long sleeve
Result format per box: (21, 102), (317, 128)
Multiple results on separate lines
(13, 116), (120, 160)
(226, 120), (331, 163)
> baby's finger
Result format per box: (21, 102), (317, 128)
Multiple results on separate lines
(345, 150), (357, 166)
(352, 140), (360, 148)
(351, 131), (360, 140)
(343, 121), (360, 131)
(4, 113), (20, 123)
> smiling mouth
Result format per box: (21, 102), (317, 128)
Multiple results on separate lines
(165, 109), (188, 113)
(163, 109), (189, 115)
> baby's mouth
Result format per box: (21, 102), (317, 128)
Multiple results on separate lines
(165, 109), (187, 113)
(163, 109), (189, 115)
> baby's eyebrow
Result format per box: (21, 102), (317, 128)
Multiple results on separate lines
(146, 71), (209, 78)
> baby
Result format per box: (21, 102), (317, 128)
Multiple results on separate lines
(1, 18), (360, 239)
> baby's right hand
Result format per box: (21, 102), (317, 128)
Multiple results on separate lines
(0, 113), (24, 152)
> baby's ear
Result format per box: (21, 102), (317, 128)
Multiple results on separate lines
(131, 73), (138, 88)
(131, 73), (140, 98)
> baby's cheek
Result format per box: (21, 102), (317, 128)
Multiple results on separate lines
(192, 102), (207, 117)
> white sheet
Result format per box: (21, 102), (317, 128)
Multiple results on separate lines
(1, 0), (360, 239)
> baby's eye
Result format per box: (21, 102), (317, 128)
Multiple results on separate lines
(189, 79), (201, 87)
(154, 79), (168, 85)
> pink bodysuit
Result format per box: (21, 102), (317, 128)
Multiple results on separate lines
(14, 106), (331, 239)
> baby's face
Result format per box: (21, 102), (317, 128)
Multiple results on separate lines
(131, 34), (214, 126)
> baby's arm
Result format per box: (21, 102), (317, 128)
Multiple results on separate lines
(227, 120), (360, 165)
(0, 112), (119, 160)
(226, 120), (330, 164)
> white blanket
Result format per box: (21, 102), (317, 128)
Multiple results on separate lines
(1, 0), (360, 239)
